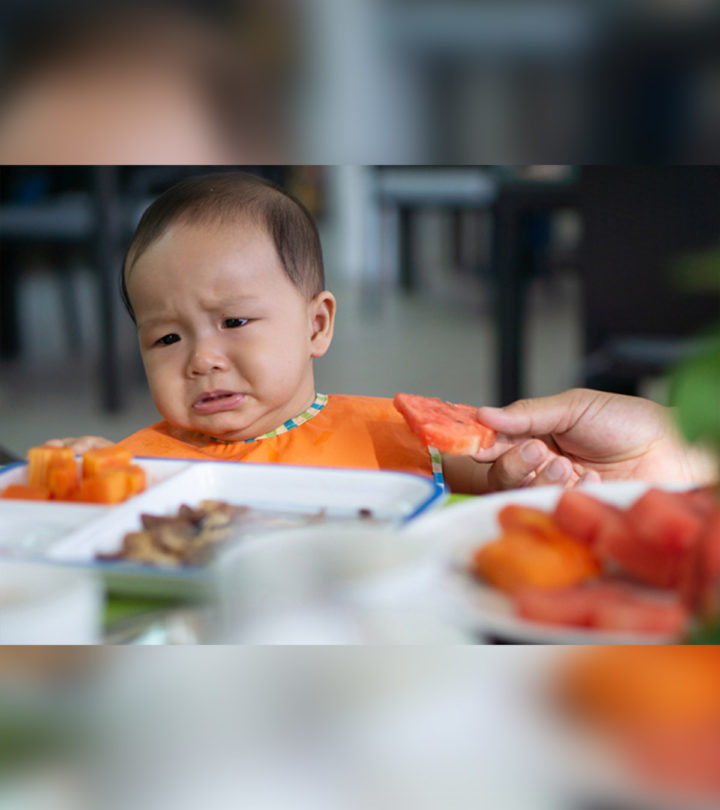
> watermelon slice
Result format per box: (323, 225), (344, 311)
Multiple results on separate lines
(595, 490), (705, 589)
(625, 489), (704, 553)
(514, 583), (600, 627)
(515, 581), (689, 636)
(681, 486), (718, 520)
(595, 513), (688, 589)
(553, 489), (622, 547)
(393, 392), (496, 455)
(681, 507), (720, 620)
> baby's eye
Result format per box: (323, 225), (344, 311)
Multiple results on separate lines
(223, 318), (249, 329)
(155, 333), (180, 346)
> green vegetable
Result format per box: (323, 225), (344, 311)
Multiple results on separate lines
(669, 331), (720, 458)
(684, 619), (720, 645)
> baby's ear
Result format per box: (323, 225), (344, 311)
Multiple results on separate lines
(309, 291), (336, 357)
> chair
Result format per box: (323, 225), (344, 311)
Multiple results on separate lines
(367, 167), (497, 292)
(0, 167), (126, 410)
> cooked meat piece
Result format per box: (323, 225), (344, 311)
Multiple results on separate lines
(177, 504), (208, 525)
(153, 522), (197, 555)
(118, 530), (182, 567)
(97, 499), (335, 568)
(199, 500), (250, 522)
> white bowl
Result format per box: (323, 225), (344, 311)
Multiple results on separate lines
(0, 560), (102, 644)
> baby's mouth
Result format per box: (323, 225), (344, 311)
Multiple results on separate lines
(192, 390), (245, 414)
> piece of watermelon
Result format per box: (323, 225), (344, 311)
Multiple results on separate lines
(515, 581), (689, 636)
(679, 486), (718, 520)
(596, 511), (696, 590)
(699, 509), (720, 620)
(553, 490), (622, 547)
(595, 488), (705, 590)
(393, 392), (496, 455)
(681, 507), (720, 620)
(514, 584), (599, 627)
(625, 489), (704, 553)
(592, 589), (689, 636)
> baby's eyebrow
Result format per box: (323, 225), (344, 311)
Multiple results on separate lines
(136, 315), (176, 331)
(136, 297), (264, 329)
(209, 295), (262, 308)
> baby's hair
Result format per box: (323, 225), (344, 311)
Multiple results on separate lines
(120, 171), (325, 321)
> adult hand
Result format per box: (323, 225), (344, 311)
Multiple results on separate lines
(472, 388), (717, 491)
(44, 436), (114, 453)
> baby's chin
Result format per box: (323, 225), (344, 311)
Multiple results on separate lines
(170, 400), (291, 443)
(187, 415), (262, 443)
(159, 413), (250, 444)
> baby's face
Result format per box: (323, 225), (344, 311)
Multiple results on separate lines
(126, 220), (333, 441)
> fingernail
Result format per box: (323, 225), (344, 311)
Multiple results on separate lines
(520, 441), (542, 465)
(546, 458), (567, 481)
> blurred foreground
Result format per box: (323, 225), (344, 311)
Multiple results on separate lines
(1, 1), (720, 163)
(0, 646), (718, 810)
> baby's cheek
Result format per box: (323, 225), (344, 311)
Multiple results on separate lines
(146, 372), (177, 416)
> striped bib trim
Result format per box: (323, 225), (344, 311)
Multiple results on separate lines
(209, 393), (329, 444)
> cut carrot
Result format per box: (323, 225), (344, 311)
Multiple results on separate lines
(82, 445), (133, 478)
(472, 530), (601, 594)
(77, 469), (129, 504)
(47, 458), (79, 500)
(1, 483), (52, 500)
(121, 464), (147, 496)
(27, 445), (75, 488)
(498, 504), (568, 539)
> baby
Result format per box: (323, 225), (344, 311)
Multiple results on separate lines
(48, 171), (490, 493)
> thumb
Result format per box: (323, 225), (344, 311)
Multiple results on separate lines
(476, 389), (598, 439)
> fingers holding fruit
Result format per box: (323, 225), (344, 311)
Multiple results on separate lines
(486, 440), (601, 492)
(45, 436), (114, 453)
(531, 456), (601, 488)
(485, 439), (552, 490)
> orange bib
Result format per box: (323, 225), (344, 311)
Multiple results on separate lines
(117, 394), (439, 481)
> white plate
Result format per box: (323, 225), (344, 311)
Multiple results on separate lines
(0, 458), (191, 558)
(0, 500), (107, 556)
(402, 481), (688, 644)
(0, 558), (102, 644)
(44, 461), (444, 598)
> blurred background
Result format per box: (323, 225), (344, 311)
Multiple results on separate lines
(0, 0), (719, 164)
(0, 646), (718, 810)
(1, 164), (719, 460)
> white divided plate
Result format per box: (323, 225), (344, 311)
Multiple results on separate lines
(44, 461), (444, 598)
(402, 481), (688, 644)
(0, 458), (191, 558)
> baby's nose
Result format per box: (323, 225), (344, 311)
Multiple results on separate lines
(187, 343), (228, 375)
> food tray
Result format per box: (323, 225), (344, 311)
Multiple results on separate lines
(0, 458), (191, 557)
(42, 461), (444, 598)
